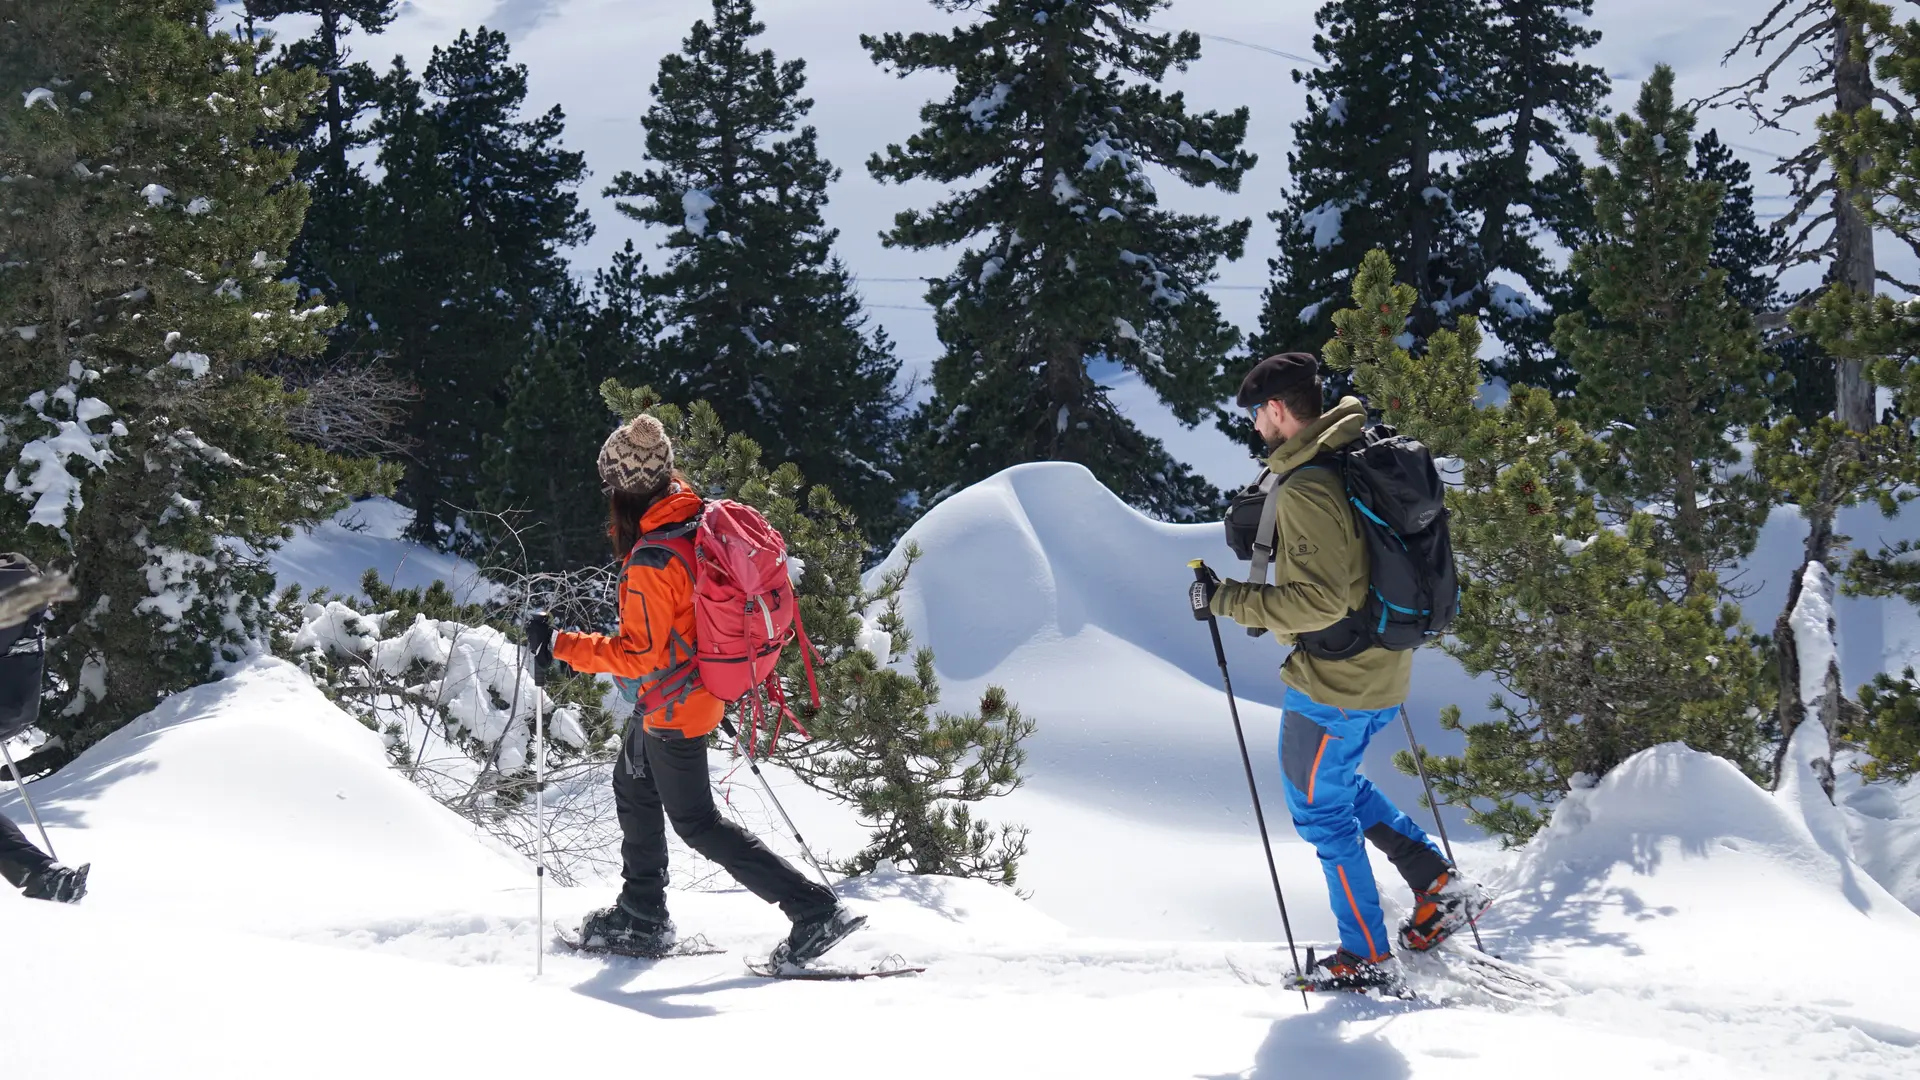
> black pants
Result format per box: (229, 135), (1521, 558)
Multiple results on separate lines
(0, 809), (52, 889)
(613, 727), (834, 922)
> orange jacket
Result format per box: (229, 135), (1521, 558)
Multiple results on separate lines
(551, 486), (723, 739)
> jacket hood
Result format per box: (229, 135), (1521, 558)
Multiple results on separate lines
(640, 484), (703, 532)
(1265, 396), (1367, 475)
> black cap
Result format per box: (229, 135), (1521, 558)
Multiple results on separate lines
(1236, 353), (1319, 407)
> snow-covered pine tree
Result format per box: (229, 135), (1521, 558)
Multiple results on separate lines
(599, 380), (1033, 883)
(1257, 0), (1606, 396)
(606, 0), (906, 546)
(0, 0), (390, 773)
(1555, 70), (1779, 604)
(865, 0), (1253, 521)
(1324, 251), (1771, 844)
(357, 29), (592, 553)
(1696, 129), (1836, 427)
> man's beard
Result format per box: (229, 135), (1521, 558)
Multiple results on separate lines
(1262, 430), (1287, 453)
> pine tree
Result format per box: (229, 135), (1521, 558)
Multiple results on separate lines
(1711, 0), (1904, 433)
(606, 0), (905, 544)
(1456, 0), (1610, 389)
(587, 239), (660, 388)
(1695, 128), (1838, 428)
(599, 381), (1033, 883)
(358, 29), (591, 552)
(1324, 252), (1771, 844)
(1256, 0), (1606, 396)
(1555, 71), (1778, 602)
(866, 0), (1253, 521)
(1744, 0), (1920, 790)
(242, 1), (397, 319)
(0, 0), (389, 772)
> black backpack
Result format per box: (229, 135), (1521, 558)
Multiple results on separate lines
(1224, 426), (1458, 659)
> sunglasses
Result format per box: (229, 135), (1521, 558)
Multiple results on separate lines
(1247, 401), (1263, 424)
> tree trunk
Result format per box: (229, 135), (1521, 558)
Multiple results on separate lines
(320, 6), (347, 198)
(1408, 114), (1434, 337)
(1833, 9), (1878, 432)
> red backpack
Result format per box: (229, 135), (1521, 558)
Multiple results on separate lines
(613, 499), (820, 756)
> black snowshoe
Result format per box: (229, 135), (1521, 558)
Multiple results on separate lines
(573, 902), (677, 959)
(768, 904), (866, 968)
(21, 862), (88, 904)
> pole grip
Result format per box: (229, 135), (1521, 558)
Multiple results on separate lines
(1188, 559), (1215, 622)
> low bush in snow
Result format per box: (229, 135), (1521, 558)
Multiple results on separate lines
(273, 570), (620, 883)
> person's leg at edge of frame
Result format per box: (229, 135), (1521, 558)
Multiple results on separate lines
(1279, 686), (1393, 963)
(0, 810), (54, 890)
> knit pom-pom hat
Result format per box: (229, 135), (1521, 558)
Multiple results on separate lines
(597, 414), (674, 496)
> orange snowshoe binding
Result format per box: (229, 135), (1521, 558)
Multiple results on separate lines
(1397, 869), (1492, 952)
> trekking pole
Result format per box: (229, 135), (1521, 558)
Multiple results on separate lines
(0, 740), (56, 862)
(1189, 560), (1307, 1008)
(723, 712), (835, 892)
(1397, 705), (1484, 953)
(526, 638), (548, 977)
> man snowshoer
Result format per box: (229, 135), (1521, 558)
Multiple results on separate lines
(527, 415), (862, 965)
(1201, 353), (1488, 991)
(1, 556), (87, 904)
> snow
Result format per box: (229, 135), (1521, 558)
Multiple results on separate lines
(270, 496), (499, 607)
(167, 350), (211, 377)
(183, 196), (212, 216)
(1791, 562), (1839, 722)
(23, 87), (55, 109)
(5, 647), (1916, 1079)
(1488, 281), (1539, 319)
(680, 187), (715, 236)
(139, 183), (171, 207)
(964, 81), (1012, 126)
(1301, 197), (1347, 250)
(4, 467), (1920, 1077)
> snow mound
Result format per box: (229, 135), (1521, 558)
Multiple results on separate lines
(0, 656), (526, 934)
(871, 462), (1493, 938)
(271, 496), (497, 606)
(1494, 742), (1920, 1057)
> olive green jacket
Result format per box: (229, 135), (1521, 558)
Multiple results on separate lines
(1208, 397), (1412, 709)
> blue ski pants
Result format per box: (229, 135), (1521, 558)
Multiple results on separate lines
(1279, 686), (1450, 961)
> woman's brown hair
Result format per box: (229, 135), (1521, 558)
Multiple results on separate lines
(608, 470), (693, 559)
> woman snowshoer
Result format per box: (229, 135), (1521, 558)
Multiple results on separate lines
(530, 414), (862, 964)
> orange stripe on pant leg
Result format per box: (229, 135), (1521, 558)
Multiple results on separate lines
(1337, 864), (1385, 962)
(1305, 733), (1331, 804)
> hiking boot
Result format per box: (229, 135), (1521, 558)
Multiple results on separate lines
(1397, 868), (1492, 952)
(1294, 947), (1401, 993)
(20, 862), (88, 904)
(771, 904), (866, 967)
(577, 902), (676, 958)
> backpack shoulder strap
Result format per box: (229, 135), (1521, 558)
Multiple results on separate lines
(1246, 469), (1282, 587)
(623, 514), (701, 579)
